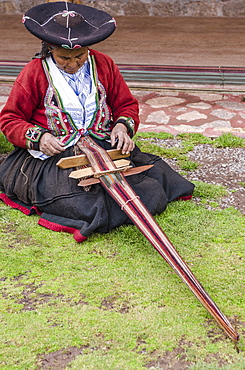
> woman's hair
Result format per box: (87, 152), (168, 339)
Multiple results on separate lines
(33, 42), (89, 59)
(33, 41), (55, 59)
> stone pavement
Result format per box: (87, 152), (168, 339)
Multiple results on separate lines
(1, 82), (245, 138)
(134, 89), (245, 138)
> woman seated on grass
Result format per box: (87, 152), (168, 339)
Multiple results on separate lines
(0, 2), (194, 242)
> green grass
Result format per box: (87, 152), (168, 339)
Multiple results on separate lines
(193, 181), (228, 199)
(134, 131), (174, 140)
(177, 132), (213, 145)
(1, 132), (245, 369)
(177, 155), (199, 171)
(0, 132), (14, 153)
(213, 133), (245, 148)
(0, 186), (245, 369)
(134, 132), (245, 154)
(134, 133), (194, 160)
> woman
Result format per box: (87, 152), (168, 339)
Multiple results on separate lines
(0, 2), (194, 242)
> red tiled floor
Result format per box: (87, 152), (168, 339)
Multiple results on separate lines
(1, 83), (245, 138)
(133, 90), (245, 138)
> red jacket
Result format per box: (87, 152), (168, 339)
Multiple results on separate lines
(0, 49), (139, 148)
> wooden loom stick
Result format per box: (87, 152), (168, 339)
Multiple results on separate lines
(77, 165), (154, 186)
(69, 159), (131, 179)
(56, 148), (129, 169)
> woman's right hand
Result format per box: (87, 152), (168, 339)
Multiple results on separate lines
(39, 133), (65, 156)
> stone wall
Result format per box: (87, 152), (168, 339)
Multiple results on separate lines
(1, 0), (245, 16)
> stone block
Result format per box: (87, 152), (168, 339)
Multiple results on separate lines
(183, 1), (218, 16)
(0, 1), (17, 14)
(88, 1), (125, 16)
(123, 1), (151, 16)
(18, 0), (36, 13)
(152, 1), (183, 16)
(222, 1), (245, 16)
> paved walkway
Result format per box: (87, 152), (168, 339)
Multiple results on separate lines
(1, 15), (245, 138)
(135, 89), (245, 138)
(1, 82), (244, 138)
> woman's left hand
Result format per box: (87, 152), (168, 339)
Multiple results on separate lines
(110, 123), (135, 154)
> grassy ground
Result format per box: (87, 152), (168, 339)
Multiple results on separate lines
(0, 132), (245, 369)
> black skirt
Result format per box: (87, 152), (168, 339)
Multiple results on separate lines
(0, 137), (194, 241)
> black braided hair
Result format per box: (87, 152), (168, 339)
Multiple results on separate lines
(33, 41), (53, 59)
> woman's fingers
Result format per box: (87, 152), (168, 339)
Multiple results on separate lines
(39, 133), (65, 156)
(111, 123), (135, 154)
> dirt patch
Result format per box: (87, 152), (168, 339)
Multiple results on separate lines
(100, 293), (130, 313)
(144, 333), (241, 369)
(37, 346), (89, 370)
(17, 283), (60, 311)
(145, 337), (193, 369)
(1, 277), (89, 312)
(0, 279), (64, 312)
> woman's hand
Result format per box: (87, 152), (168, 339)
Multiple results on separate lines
(39, 133), (66, 156)
(110, 123), (135, 154)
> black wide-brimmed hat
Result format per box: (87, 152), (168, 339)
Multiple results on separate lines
(22, 1), (116, 49)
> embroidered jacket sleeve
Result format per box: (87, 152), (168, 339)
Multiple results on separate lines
(0, 59), (48, 148)
(91, 50), (140, 135)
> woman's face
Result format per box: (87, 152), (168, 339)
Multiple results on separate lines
(50, 46), (89, 74)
